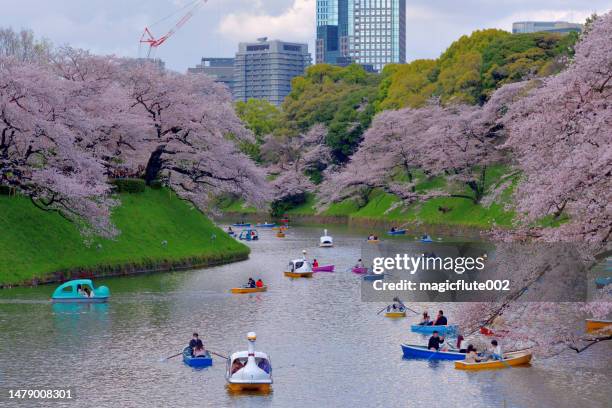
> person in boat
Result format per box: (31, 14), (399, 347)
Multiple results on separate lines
(247, 278), (256, 288)
(189, 333), (204, 348)
(418, 311), (431, 325)
(258, 358), (271, 373)
(231, 358), (245, 375)
(368, 234), (376, 241)
(228, 226), (234, 233)
(77, 284), (86, 297)
(433, 310), (448, 326)
(427, 331), (444, 351)
(193, 343), (207, 357)
(465, 344), (481, 363)
(83, 286), (92, 297)
(390, 227), (396, 232)
(487, 339), (503, 361)
(355, 259), (364, 268)
(256, 279), (264, 288)
(313, 259), (319, 268)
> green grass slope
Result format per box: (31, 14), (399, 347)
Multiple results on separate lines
(0, 188), (249, 285)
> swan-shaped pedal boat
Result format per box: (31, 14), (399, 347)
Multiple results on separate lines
(51, 279), (109, 303)
(284, 254), (313, 278)
(319, 229), (334, 247)
(226, 332), (272, 393)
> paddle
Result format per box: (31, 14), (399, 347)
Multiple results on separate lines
(393, 297), (419, 316)
(209, 350), (228, 360)
(427, 349), (439, 361)
(162, 351), (183, 361)
(376, 305), (390, 315)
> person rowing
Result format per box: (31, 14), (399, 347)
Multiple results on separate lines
(247, 278), (256, 288)
(427, 331), (445, 351)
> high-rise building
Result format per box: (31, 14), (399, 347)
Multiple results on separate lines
(512, 21), (583, 34)
(233, 38), (311, 106)
(316, 0), (406, 72)
(349, 0), (406, 72)
(187, 57), (235, 91)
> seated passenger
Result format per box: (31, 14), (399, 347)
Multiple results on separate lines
(418, 311), (431, 326)
(83, 286), (92, 297)
(247, 278), (256, 288)
(257, 358), (271, 373)
(231, 359), (244, 375)
(390, 227), (396, 232)
(312, 259), (319, 268)
(193, 344), (207, 357)
(256, 279), (264, 288)
(465, 344), (480, 363)
(489, 340), (503, 360)
(77, 284), (86, 297)
(189, 333), (204, 350)
(355, 259), (364, 268)
(433, 310), (448, 326)
(427, 331), (444, 351)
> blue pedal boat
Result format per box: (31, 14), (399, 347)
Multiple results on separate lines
(51, 279), (109, 303)
(256, 223), (276, 228)
(401, 344), (465, 360)
(183, 347), (213, 368)
(388, 229), (406, 236)
(410, 324), (458, 335)
(363, 274), (384, 281)
(232, 223), (251, 227)
(420, 235), (433, 243)
(238, 228), (259, 241)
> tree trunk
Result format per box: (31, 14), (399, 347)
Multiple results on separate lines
(145, 145), (165, 185)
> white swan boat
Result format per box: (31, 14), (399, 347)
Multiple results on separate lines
(284, 252), (314, 278)
(226, 332), (273, 393)
(319, 229), (334, 247)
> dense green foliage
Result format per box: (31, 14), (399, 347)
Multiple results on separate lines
(283, 64), (380, 162)
(378, 29), (578, 108)
(111, 178), (146, 193)
(0, 188), (249, 285)
(235, 99), (283, 141)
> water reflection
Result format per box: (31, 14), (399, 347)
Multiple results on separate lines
(0, 225), (610, 408)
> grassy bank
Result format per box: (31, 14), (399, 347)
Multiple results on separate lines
(0, 188), (249, 286)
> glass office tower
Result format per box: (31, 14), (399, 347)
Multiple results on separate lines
(348, 0), (406, 71)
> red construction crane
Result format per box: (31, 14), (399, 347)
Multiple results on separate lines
(139, 0), (207, 58)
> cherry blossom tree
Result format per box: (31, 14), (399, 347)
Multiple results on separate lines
(0, 58), (117, 238)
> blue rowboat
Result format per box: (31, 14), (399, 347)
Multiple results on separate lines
(420, 235), (433, 243)
(256, 223), (276, 228)
(182, 347), (213, 368)
(401, 344), (466, 360)
(388, 229), (406, 236)
(232, 223), (251, 227)
(363, 274), (384, 281)
(51, 279), (109, 303)
(410, 324), (458, 335)
(595, 277), (612, 287)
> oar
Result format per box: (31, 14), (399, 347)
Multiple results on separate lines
(393, 297), (419, 315)
(209, 350), (228, 360)
(427, 349), (439, 361)
(377, 305), (390, 315)
(161, 351), (183, 361)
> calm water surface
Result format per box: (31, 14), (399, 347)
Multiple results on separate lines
(0, 226), (610, 408)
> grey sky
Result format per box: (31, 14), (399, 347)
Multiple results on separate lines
(0, 0), (609, 72)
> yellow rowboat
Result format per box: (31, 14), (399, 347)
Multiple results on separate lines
(227, 383), (271, 393)
(367, 239), (380, 244)
(276, 232), (286, 238)
(385, 311), (406, 318)
(283, 271), (313, 278)
(455, 351), (532, 370)
(586, 319), (612, 333)
(231, 286), (267, 294)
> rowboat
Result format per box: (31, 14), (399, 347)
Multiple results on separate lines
(388, 229), (406, 236)
(363, 274), (384, 281)
(51, 279), (110, 303)
(276, 232), (286, 238)
(367, 239), (380, 244)
(385, 311), (406, 318)
(352, 267), (368, 274)
(401, 344), (466, 360)
(410, 324), (458, 335)
(183, 347), (213, 368)
(232, 223), (251, 227)
(595, 277), (612, 288)
(256, 222), (276, 228)
(585, 319), (612, 333)
(231, 286), (267, 294)
(454, 350), (532, 370)
(313, 264), (335, 273)
(284, 271), (313, 278)
(226, 332), (272, 393)
(420, 235), (433, 243)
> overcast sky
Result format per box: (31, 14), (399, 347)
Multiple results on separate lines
(0, 0), (609, 72)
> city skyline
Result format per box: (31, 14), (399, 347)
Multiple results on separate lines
(0, 0), (609, 72)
